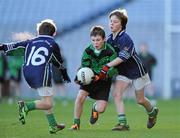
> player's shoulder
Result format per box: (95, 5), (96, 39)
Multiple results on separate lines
(105, 42), (115, 51)
(104, 43), (116, 56)
(107, 34), (113, 41)
(84, 44), (93, 55)
(53, 41), (59, 47)
(84, 44), (92, 51)
(119, 31), (132, 40)
(51, 42), (60, 53)
(118, 31), (133, 45)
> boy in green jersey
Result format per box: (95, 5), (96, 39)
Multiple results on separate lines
(70, 26), (118, 130)
(7, 56), (23, 103)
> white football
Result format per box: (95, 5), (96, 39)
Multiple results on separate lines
(77, 67), (94, 85)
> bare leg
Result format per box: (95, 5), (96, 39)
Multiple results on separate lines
(95, 100), (108, 113)
(111, 80), (130, 131)
(74, 90), (88, 119)
(35, 96), (53, 110)
(89, 100), (108, 125)
(135, 88), (153, 112)
(112, 80), (129, 115)
(70, 90), (88, 130)
(135, 88), (159, 129)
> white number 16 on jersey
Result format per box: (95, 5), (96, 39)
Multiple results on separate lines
(26, 46), (49, 66)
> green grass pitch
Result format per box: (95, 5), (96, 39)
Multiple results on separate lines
(0, 99), (180, 138)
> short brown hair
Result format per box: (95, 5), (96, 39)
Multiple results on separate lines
(37, 19), (57, 36)
(109, 9), (128, 30)
(38, 22), (56, 36)
(90, 26), (105, 39)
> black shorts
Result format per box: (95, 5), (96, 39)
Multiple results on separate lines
(80, 79), (112, 101)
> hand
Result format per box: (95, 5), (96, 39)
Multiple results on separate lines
(92, 75), (100, 82)
(74, 75), (82, 85)
(99, 65), (110, 80)
(60, 68), (71, 83)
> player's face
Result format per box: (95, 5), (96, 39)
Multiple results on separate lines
(91, 35), (105, 50)
(109, 15), (122, 33)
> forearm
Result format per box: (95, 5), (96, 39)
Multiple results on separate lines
(107, 57), (123, 67)
(0, 42), (26, 53)
(98, 57), (122, 80)
(107, 67), (118, 78)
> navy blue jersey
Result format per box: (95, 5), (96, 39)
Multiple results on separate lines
(3, 35), (65, 88)
(107, 31), (147, 79)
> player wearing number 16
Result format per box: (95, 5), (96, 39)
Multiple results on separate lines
(0, 19), (71, 134)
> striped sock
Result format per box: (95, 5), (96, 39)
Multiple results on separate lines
(148, 107), (157, 117)
(25, 101), (36, 111)
(46, 113), (57, 126)
(74, 118), (80, 126)
(92, 102), (97, 112)
(118, 114), (127, 125)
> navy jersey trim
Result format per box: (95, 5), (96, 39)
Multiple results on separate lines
(133, 54), (146, 76)
(52, 53), (64, 69)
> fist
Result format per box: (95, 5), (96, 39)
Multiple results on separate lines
(99, 65), (110, 80)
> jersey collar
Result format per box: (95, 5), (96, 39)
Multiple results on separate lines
(37, 35), (54, 39)
(108, 30), (125, 39)
(118, 30), (125, 36)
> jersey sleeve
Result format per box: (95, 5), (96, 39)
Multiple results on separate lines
(106, 46), (118, 78)
(81, 48), (91, 68)
(51, 43), (65, 69)
(51, 43), (71, 83)
(2, 40), (28, 56)
(118, 36), (134, 62)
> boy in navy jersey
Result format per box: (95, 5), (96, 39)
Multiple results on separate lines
(99, 9), (159, 131)
(0, 19), (71, 133)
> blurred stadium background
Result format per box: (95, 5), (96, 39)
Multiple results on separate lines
(0, 0), (180, 100)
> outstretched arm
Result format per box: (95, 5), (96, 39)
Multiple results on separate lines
(51, 43), (71, 83)
(99, 39), (134, 79)
(0, 41), (28, 56)
(107, 57), (123, 67)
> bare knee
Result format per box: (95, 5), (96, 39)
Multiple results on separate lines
(76, 94), (86, 104)
(97, 105), (106, 113)
(135, 89), (147, 105)
(112, 91), (123, 100)
(96, 101), (107, 113)
(43, 100), (53, 110)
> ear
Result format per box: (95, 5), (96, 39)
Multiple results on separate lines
(53, 32), (56, 36)
(37, 30), (40, 35)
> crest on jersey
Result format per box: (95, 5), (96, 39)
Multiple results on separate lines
(124, 46), (129, 51)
